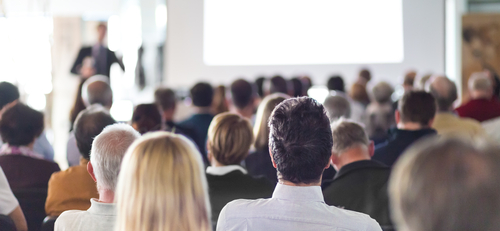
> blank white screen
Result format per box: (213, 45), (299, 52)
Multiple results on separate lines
(204, 0), (404, 66)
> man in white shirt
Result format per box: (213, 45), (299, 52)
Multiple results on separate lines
(217, 97), (382, 231)
(0, 167), (27, 231)
(54, 124), (140, 231)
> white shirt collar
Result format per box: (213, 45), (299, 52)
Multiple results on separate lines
(206, 165), (247, 176)
(88, 198), (115, 216)
(272, 183), (325, 203)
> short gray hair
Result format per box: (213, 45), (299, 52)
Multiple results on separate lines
(90, 123), (140, 192)
(323, 95), (351, 123)
(82, 75), (113, 108)
(330, 118), (369, 155)
(390, 137), (500, 231)
(372, 81), (394, 104)
(468, 72), (492, 92)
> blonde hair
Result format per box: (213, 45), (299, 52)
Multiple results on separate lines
(253, 93), (289, 151)
(208, 112), (254, 165)
(114, 132), (211, 231)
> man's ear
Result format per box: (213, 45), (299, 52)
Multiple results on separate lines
(206, 141), (212, 162)
(395, 110), (401, 124)
(428, 118), (435, 127)
(330, 153), (340, 171)
(368, 141), (375, 158)
(268, 147), (277, 168)
(87, 162), (97, 182)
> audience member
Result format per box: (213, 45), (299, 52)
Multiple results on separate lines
(267, 75), (289, 95)
(349, 83), (371, 107)
(323, 119), (392, 227)
(255, 77), (266, 98)
(416, 73), (432, 90)
(206, 113), (274, 226)
(323, 95), (351, 123)
(456, 72), (500, 122)
(55, 124), (140, 231)
(131, 103), (161, 134)
(429, 76), (486, 138)
(364, 103), (395, 145)
(403, 70), (416, 91)
(230, 79), (257, 121)
(371, 81), (394, 104)
(290, 78), (304, 97)
(0, 166), (27, 231)
(115, 132), (211, 231)
(327, 75), (345, 92)
(372, 91), (437, 167)
(46, 105), (115, 216)
(0, 103), (60, 190)
(69, 80), (87, 131)
(212, 85), (229, 115)
(357, 68), (372, 86)
(179, 82), (215, 161)
(0, 82), (54, 161)
(245, 93), (289, 184)
(390, 137), (500, 231)
(217, 97), (381, 231)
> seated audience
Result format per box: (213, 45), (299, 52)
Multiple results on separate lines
(266, 75), (289, 95)
(390, 137), (500, 231)
(0, 82), (54, 161)
(323, 119), (392, 227)
(357, 68), (372, 87)
(255, 77), (266, 98)
(114, 132), (211, 231)
(371, 81), (394, 105)
(403, 70), (416, 91)
(372, 91), (437, 167)
(55, 124), (140, 231)
(0, 167), (27, 231)
(217, 97), (382, 231)
(349, 83), (371, 107)
(206, 113), (274, 225)
(131, 103), (161, 134)
(230, 79), (257, 121)
(212, 85), (229, 115)
(364, 82), (396, 144)
(456, 72), (500, 122)
(323, 95), (351, 122)
(416, 73), (432, 90)
(0, 104), (60, 189)
(179, 82), (215, 162)
(245, 93), (289, 184)
(67, 76), (113, 166)
(290, 78), (305, 97)
(46, 105), (115, 216)
(429, 76), (486, 138)
(327, 75), (345, 92)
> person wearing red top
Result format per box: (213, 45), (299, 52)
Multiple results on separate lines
(455, 72), (500, 122)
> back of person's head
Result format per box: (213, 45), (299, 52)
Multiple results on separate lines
(323, 95), (351, 123)
(253, 93), (289, 151)
(468, 72), (493, 97)
(0, 82), (19, 110)
(74, 105), (116, 160)
(131, 104), (161, 134)
(0, 104), (43, 146)
(211, 85), (229, 115)
(255, 77), (266, 98)
(417, 74), (432, 90)
(359, 69), (372, 83)
(330, 119), (369, 155)
(207, 113), (254, 165)
(154, 88), (176, 112)
(372, 81), (394, 104)
(115, 132), (211, 231)
(290, 78), (304, 97)
(90, 124), (140, 192)
(364, 103), (395, 140)
(390, 138), (500, 231)
(190, 82), (214, 107)
(269, 75), (288, 95)
(230, 79), (255, 109)
(327, 75), (345, 92)
(429, 76), (458, 112)
(82, 75), (113, 108)
(398, 91), (436, 126)
(269, 97), (333, 184)
(404, 71), (417, 88)
(349, 83), (370, 104)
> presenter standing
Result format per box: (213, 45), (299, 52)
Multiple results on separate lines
(70, 23), (124, 79)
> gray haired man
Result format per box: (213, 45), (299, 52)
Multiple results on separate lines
(322, 119), (392, 228)
(55, 124), (140, 231)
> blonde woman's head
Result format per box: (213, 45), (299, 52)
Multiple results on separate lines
(207, 112), (254, 166)
(253, 93), (289, 151)
(114, 132), (211, 231)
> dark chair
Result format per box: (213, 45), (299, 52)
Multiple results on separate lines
(0, 214), (15, 231)
(41, 216), (58, 231)
(13, 188), (48, 231)
(382, 226), (396, 231)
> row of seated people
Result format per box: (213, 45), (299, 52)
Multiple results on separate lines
(1, 93), (498, 231)
(1, 68), (500, 230)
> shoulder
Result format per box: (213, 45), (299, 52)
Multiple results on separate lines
(49, 166), (85, 183)
(55, 210), (87, 229)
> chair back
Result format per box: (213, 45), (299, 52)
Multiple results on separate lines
(13, 188), (48, 231)
(41, 216), (58, 231)
(0, 214), (15, 231)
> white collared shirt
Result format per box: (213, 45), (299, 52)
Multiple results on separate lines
(217, 184), (382, 231)
(55, 199), (116, 231)
(206, 165), (247, 176)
